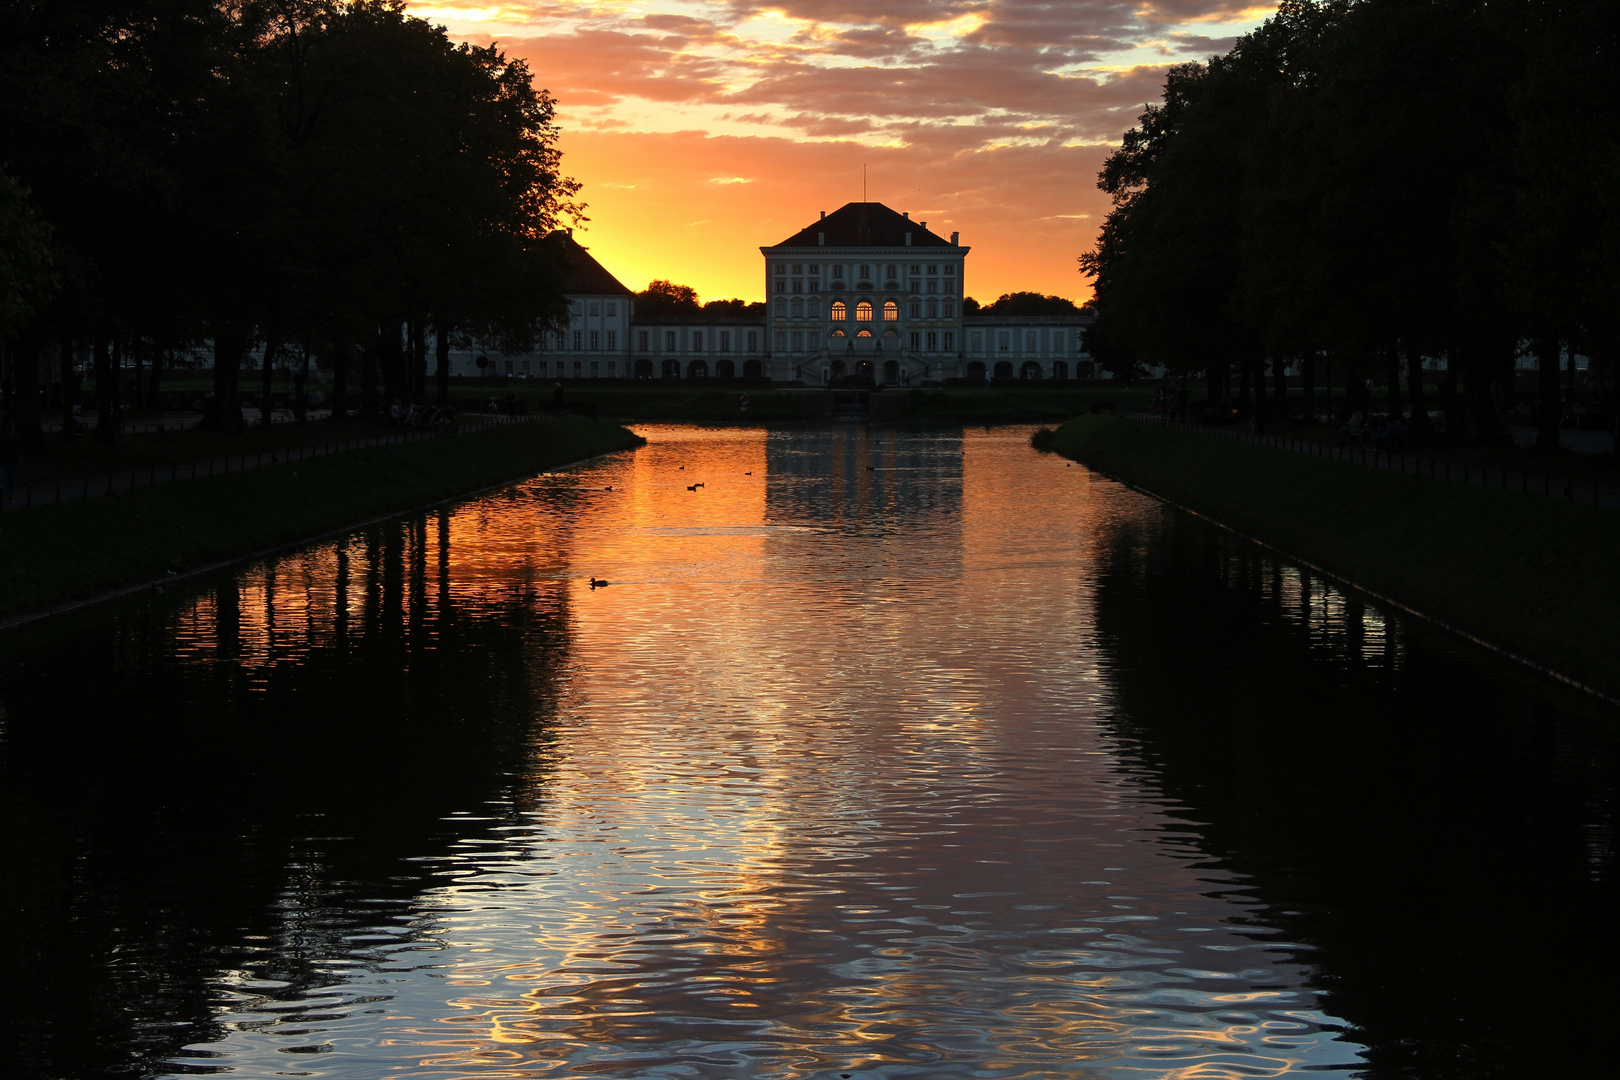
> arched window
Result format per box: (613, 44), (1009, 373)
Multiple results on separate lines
(883, 301), (898, 321)
(857, 329), (872, 338)
(830, 328), (846, 339)
(830, 300), (847, 321)
(856, 301), (873, 322)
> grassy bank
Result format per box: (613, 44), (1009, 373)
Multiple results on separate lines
(0, 415), (643, 621)
(1050, 415), (1620, 697)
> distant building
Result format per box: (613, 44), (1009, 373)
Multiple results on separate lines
(450, 207), (1096, 383)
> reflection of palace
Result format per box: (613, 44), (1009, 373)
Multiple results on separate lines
(451, 202), (1097, 385)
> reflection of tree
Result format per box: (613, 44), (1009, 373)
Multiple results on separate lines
(1087, 509), (1619, 1078)
(0, 516), (574, 1080)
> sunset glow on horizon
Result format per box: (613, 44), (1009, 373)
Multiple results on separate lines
(421, 1), (1281, 304)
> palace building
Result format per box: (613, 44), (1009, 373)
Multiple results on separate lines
(450, 202), (1098, 383)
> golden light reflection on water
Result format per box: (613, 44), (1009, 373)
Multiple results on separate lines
(124, 425), (1379, 1079)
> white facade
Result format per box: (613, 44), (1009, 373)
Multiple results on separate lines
(444, 207), (1098, 384)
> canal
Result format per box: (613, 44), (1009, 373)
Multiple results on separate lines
(1, 424), (1614, 1079)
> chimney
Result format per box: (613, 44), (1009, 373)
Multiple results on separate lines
(902, 211), (909, 220)
(818, 232), (825, 246)
(919, 221), (927, 230)
(905, 233), (912, 246)
(820, 210), (826, 220)
(950, 231), (959, 245)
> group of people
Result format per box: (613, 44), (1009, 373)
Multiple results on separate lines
(1337, 410), (1409, 451)
(389, 400), (455, 430)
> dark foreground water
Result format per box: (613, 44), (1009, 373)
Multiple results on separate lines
(2, 425), (1615, 1080)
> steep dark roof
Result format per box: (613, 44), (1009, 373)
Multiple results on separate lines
(772, 202), (954, 248)
(547, 230), (633, 295)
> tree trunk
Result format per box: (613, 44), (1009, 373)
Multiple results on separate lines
(410, 321), (427, 402)
(10, 331), (45, 448)
(1252, 355), (1268, 428)
(1407, 349), (1430, 440)
(379, 323), (402, 409)
(1534, 332), (1561, 453)
(330, 338), (349, 421)
(1302, 354), (1316, 423)
(1272, 354), (1287, 420)
(293, 346), (309, 422)
(204, 329), (247, 432)
(435, 325), (450, 405)
(1383, 346), (1403, 420)
(93, 328), (117, 444)
(260, 333), (280, 428)
(146, 343), (165, 411)
(59, 334), (79, 442)
(131, 336), (144, 409)
(360, 339), (379, 419)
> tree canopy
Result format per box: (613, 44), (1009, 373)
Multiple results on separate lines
(0, 0), (581, 437)
(1079, 0), (1620, 441)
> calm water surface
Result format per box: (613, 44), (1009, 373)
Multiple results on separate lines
(2, 425), (1615, 1079)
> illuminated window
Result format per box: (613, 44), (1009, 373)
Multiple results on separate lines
(856, 301), (873, 322)
(857, 329), (872, 337)
(831, 300), (847, 321)
(883, 301), (898, 321)
(831, 328), (846, 338)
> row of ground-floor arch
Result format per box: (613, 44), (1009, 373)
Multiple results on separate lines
(638, 358), (1102, 381)
(637, 358), (766, 378)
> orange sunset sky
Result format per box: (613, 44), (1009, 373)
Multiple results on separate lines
(417, 1), (1280, 304)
